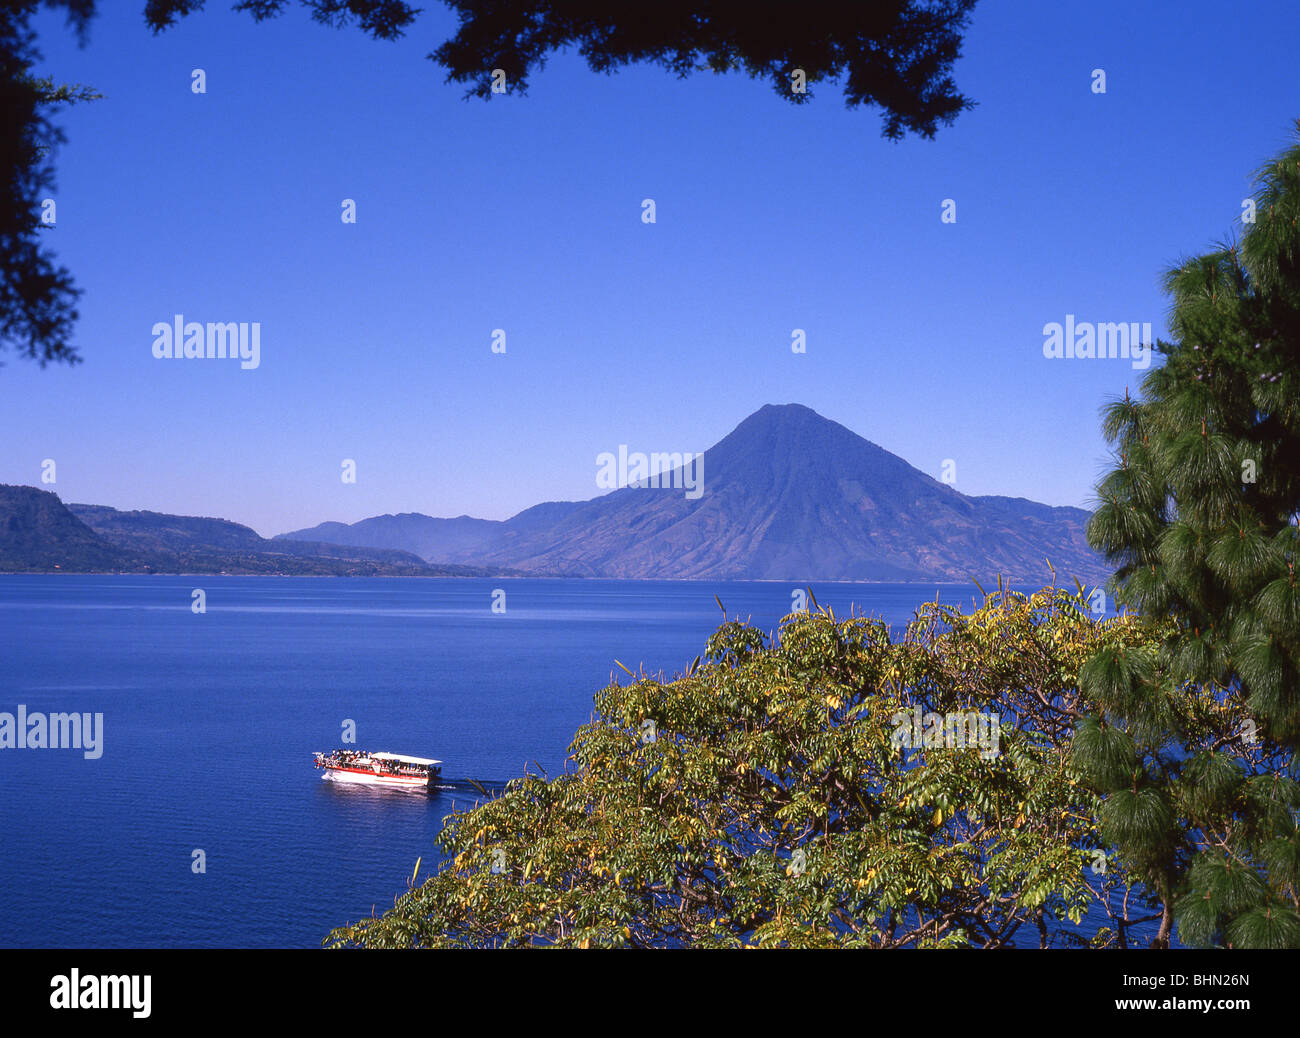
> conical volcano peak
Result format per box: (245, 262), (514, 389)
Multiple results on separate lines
(710, 404), (876, 459)
(727, 403), (843, 435)
(274, 404), (1105, 584)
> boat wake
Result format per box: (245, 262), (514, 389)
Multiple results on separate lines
(316, 771), (507, 800)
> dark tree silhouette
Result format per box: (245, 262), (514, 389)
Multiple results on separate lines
(425, 0), (977, 138)
(144, 1), (977, 138)
(3, 0), (978, 369)
(0, 2), (96, 367)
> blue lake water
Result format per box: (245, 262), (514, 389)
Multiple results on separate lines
(0, 575), (1146, 947)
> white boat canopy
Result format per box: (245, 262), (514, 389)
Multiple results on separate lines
(372, 751), (442, 766)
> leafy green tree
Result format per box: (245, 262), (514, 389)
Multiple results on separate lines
(1080, 127), (1300, 948)
(327, 587), (1161, 949)
(3, 1), (978, 368)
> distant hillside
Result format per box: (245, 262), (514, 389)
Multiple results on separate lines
(0, 486), (135, 572)
(70, 504), (269, 554)
(281, 404), (1107, 584)
(0, 487), (519, 575)
(278, 512), (506, 561)
(277, 502), (587, 561)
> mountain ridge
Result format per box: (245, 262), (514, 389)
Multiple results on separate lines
(1, 406), (1105, 581)
(0, 486), (519, 576)
(278, 404), (1106, 583)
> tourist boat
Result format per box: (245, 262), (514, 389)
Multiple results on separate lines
(313, 748), (442, 791)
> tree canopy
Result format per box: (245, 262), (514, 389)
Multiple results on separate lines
(144, 0), (978, 138)
(1081, 127), (1300, 948)
(327, 586), (1180, 949)
(2, 0), (978, 369)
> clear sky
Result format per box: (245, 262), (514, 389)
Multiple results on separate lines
(4, 1), (1299, 536)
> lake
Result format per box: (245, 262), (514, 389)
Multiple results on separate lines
(0, 575), (1145, 947)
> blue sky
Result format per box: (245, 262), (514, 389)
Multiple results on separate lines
(4, 0), (1299, 536)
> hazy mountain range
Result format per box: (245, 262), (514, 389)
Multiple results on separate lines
(1, 405), (1105, 581)
(0, 487), (515, 576)
(278, 404), (1107, 583)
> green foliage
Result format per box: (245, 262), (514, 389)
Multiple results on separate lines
(1083, 125), (1300, 947)
(327, 586), (1167, 948)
